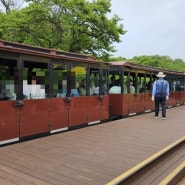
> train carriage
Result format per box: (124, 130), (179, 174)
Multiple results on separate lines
(0, 40), (109, 145)
(1, 39), (185, 146)
(109, 61), (185, 119)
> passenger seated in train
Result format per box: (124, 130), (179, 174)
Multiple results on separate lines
(109, 75), (116, 89)
(130, 80), (135, 94)
(124, 79), (135, 94)
(173, 80), (184, 91)
(0, 92), (11, 100)
(146, 81), (153, 90)
(102, 77), (108, 95)
(139, 82), (145, 93)
(71, 89), (79, 96)
(0, 81), (16, 100)
(23, 79), (46, 99)
(79, 79), (86, 96)
(57, 89), (66, 97)
(92, 81), (99, 95)
(109, 79), (121, 94)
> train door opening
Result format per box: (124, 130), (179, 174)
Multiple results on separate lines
(50, 62), (68, 133)
(87, 68), (101, 124)
(50, 62), (106, 131)
(67, 65), (102, 127)
(20, 61), (50, 138)
(109, 69), (124, 117)
(100, 69), (109, 121)
(0, 58), (20, 145)
(64, 65), (88, 127)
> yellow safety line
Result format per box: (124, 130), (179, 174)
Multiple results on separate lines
(159, 161), (185, 185)
(106, 136), (185, 185)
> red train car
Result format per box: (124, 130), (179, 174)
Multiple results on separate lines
(1, 40), (185, 146)
(0, 40), (109, 145)
(109, 61), (185, 119)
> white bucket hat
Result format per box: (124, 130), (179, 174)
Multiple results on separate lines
(156, 72), (166, 78)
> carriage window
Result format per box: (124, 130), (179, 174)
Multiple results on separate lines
(123, 73), (128, 94)
(179, 77), (185, 91)
(71, 66), (87, 96)
(166, 75), (173, 92)
(138, 74), (146, 93)
(129, 73), (136, 94)
(0, 59), (18, 101)
(101, 69), (108, 95)
(172, 76), (185, 91)
(123, 72), (135, 94)
(23, 61), (49, 99)
(145, 75), (154, 93)
(90, 69), (100, 96)
(109, 71), (121, 94)
(53, 63), (67, 98)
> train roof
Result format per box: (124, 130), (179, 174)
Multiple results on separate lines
(0, 39), (105, 66)
(109, 61), (185, 76)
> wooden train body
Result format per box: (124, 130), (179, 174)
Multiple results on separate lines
(0, 40), (184, 145)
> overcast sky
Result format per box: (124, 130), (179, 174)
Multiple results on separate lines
(110, 0), (185, 61)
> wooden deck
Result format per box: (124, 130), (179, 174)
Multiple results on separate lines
(1, 106), (185, 185)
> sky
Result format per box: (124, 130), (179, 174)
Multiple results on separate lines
(110, 0), (185, 61)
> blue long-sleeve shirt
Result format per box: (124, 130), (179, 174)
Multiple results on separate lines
(152, 78), (169, 97)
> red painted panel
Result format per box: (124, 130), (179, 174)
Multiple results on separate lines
(0, 101), (20, 142)
(68, 97), (88, 127)
(122, 94), (129, 116)
(137, 94), (145, 113)
(88, 96), (101, 122)
(144, 93), (154, 111)
(169, 92), (181, 106)
(178, 92), (184, 104)
(100, 95), (109, 120)
(50, 98), (68, 130)
(167, 93), (176, 106)
(20, 99), (50, 137)
(128, 94), (139, 114)
(183, 92), (185, 103)
(109, 94), (123, 116)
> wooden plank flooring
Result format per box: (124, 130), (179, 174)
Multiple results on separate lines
(1, 106), (185, 185)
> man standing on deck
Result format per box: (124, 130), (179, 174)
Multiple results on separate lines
(152, 72), (170, 120)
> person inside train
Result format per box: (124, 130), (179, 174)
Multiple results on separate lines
(70, 89), (79, 96)
(130, 79), (135, 94)
(101, 76), (108, 95)
(139, 82), (145, 93)
(79, 79), (86, 96)
(92, 81), (99, 95)
(109, 75), (116, 89)
(109, 78), (121, 94)
(0, 79), (16, 100)
(56, 80), (65, 97)
(0, 87), (9, 100)
(23, 75), (46, 99)
(123, 79), (135, 94)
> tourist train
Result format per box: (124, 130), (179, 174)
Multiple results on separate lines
(1, 40), (185, 146)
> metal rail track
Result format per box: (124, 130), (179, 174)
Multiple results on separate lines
(106, 136), (185, 185)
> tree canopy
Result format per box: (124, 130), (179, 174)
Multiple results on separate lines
(0, 0), (126, 61)
(109, 55), (185, 72)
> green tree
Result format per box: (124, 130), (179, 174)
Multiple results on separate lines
(0, 0), (126, 61)
(131, 55), (185, 72)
